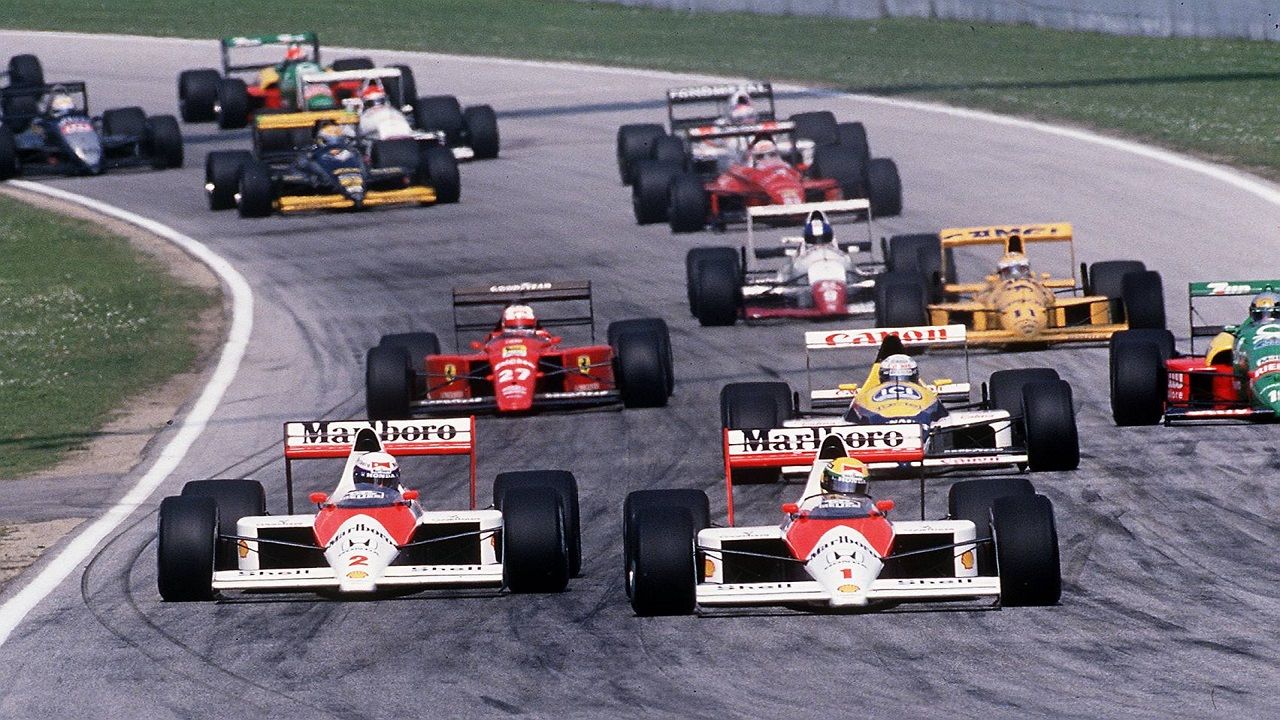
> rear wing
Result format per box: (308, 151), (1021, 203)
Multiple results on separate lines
(298, 68), (409, 107)
(254, 108), (357, 130)
(221, 32), (320, 74)
(282, 418), (476, 513)
(745, 199), (874, 270)
(666, 81), (774, 131)
(1188, 280), (1280, 350)
(804, 325), (970, 406)
(0, 81), (89, 119)
(939, 222), (1078, 291)
(684, 119), (794, 142)
(451, 281), (596, 344)
(722, 424), (925, 525)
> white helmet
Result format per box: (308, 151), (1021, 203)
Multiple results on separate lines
(353, 451), (400, 487)
(750, 139), (781, 167)
(47, 93), (76, 117)
(728, 90), (757, 124)
(501, 304), (538, 332)
(878, 354), (919, 384)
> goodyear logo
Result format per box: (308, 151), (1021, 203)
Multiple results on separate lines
(488, 282), (551, 293)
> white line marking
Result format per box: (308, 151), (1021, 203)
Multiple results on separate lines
(0, 180), (253, 648)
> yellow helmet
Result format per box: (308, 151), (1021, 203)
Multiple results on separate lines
(821, 457), (869, 494)
(1250, 291), (1279, 322)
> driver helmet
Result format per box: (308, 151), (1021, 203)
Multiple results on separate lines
(802, 211), (834, 245)
(352, 451), (400, 488)
(878, 353), (919, 385)
(1250, 291), (1280, 322)
(821, 457), (869, 495)
(361, 84), (388, 110)
(750, 139), (781, 167)
(303, 83), (336, 111)
(284, 42), (306, 63)
(47, 92), (76, 117)
(316, 122), (351, 146)
(997, 251), (1031, 281)
(728, 90), (757, 124)
(501, 304), (538, 332)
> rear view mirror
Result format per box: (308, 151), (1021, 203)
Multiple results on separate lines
(402, 489), (420, 501)
(875, 499), (895, 514)
(781, 502), (800, 515)
(309, 491), (329, 506)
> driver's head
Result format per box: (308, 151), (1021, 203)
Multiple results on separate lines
(1250, 291), (1280, 322)
(501, 304), (538, 332)
(750, 139), (781, 167)
(47, 93), (76, 117)
(821, 457), (869, 495)
(361, 84), (387, 110)
(728, 90), (757, 124)
(284, 42), (306, 62)
(316, 122), (350, 146)
(997, 251), (1031, 281)
(803, 211), (833, 245)
(878, 353), (919, 385)
(353, 451), (400, 488)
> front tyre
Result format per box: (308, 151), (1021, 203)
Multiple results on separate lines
(156, 496), (217, 602)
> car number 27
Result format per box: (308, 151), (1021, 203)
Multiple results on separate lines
(498, 367), (532, 383)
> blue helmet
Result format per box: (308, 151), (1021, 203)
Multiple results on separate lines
(803, 212), (833, 245)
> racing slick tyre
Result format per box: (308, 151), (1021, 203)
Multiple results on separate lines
(874, 271), (927, 328)
(145, 115), (184, 169)
(495, 470), (582, 577)
(987, 367), (1061, 416)
(608, 319), (674, 396)
(379, 331), (439, 395)
(947, 477), (1036, 576)
(623, 489), (710, 597)
(0, 93), (38, 132)
(691, 248), (740, 326)
(629, 507), (698, 616)
(177, 68), (221, 122)
(613, 326), (669, 408)
(812, 144), (865, 200)
(789, 110), (839, 147)
(616, 123), (665, 184)
(651, 135), (687, 168)
(157, 496), (217, 602)
(502, 487), (571, 593)
(255, 124), (310, 155)
(205, 150), (251, 211)
(215, 78), (250, 130)
(836, 121), (871, 165)
(330, 56), (375, 72)
(365, 344), (414, 420)
(721, 381), (793, 483)
(1109, 332), (1167, 426)
(0, 127), (18, 180)
(462, 105), (500, 159)
(991, 493), (1061, 607)
(236, 161), (274, 218)
(181, 479), (266, 571)
(1121, 270), (1166, 330)
(386, 64), (418, 108)
(420, 144), (462, 204)
(7, 54), (43, 88)
(865, 157), (903, 218)
(886, 233), (949, 299)
(101, 106), (147, 138)
(1087, 259), (1146, 322)
(631, 159), (680, 224)
(686, 246), (739, 318)
(371, 138), (419, 169)
(414, 95), (466, 145)
(1022, 380), (1080, 472)
(668, 173), (709, 233)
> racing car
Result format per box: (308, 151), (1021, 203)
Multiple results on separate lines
(719, 323), (1079, 487)
(618, 82), (901, 230)
(203, 107), (458, 217)
(874, 223), (1166, 345)
(157, 418), (581, 600)
(622, 433), (1061, 615)
(685, 199), (887, 325)
(1110, 280), (1280, 424)
(0, 81), (182, 178)
(365, 282), (674, 418)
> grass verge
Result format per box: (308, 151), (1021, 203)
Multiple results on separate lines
(0, 194), (213, 478)
(7, 1), (1280, 174)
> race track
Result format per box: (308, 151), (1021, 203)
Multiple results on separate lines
(0, 30), (1277, 720)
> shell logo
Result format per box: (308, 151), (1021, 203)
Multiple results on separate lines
(237, 540), (250, 559)
(837, 584), (860, 593)
(703, 558), (717, 578)
(346, 570), (369, 580)
(960, 549), (975, 571)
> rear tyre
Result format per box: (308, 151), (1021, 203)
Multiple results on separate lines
(215, 78), (250, 129)
(385, 64), (418, 108)
(1121, 270), (1166, 330)
(685, 246), (738, 318)
(691, 249), (740, 326)
(145, 115), (184, 169)
(365, 344), (413, 420)
(177, 68), (221, 122)
(495, 470), (581, 577)
(205, 150), (251, 211)
(420, 144), (461, 204)
(101, 106), (147, 137)
(613, 327), (669, 408)
(0, 126), (19, 180)
(156, 496), (217, 602)
(7, 54), (44, 88)
(236, 162), (274, 218)
(992, 494), (1061, 607)
(622, 489), (710, 597)
(811, 144), (865, 199)
(987, 367), (1060, 415)
(1022, 380), (1080, 471)
(947, 477), (1036, 575)
(668, 173), (708, 233)
(1109, 336), (1165, 426)
(180, 479), (266, 570)
(836, 121), (870, 165)
(874, 271), (927, 328)
(651, 135), (686, 167)
(330, 57), (375, 72)
(789, 110), (839, 146)
(414, 95), (465, 145)
(616, 123), (665, 184)
(628, 507), (697, 616)
(866, 158), (903, 217)
(462, 105), (500, 159)
(631, 159), (679, 224)
(720, 381), (792, 482)
(608, 319), (673, 396)
(502, 487), (570, 593)
(378, 331), (440, 367)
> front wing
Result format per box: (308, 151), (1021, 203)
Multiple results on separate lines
(411, 389), (620, 414)
(212, 564), (503, 591)
(696, 576), (1000, 606)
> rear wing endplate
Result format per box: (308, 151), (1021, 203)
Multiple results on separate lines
(451, 281), (596, 342)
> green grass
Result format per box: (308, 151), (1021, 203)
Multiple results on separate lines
(8, 1), (1280, 174)
(0, 195), (213, 478)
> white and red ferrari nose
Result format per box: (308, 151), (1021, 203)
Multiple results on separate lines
(802, 526), (883, 607)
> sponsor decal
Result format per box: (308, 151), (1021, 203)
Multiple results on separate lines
(822, 326), (953, 347)
(734, 426), (916, 453)
(960, 550), (974, 571)
(443, 363), (457, 382)
(704, 558), (717, 578)
(1252, 358), (1280, 379)
(667, 82), (769, 100)
(59, 119), (93, 134)
(345, 570), (368, 580)
(1206, 281), (1254, 296)
(342, 490), (385, 501)
(1253, 338), (1280, 349)
(837, 584), (860, 594)
(577, 355), (591, 374)
(500, 385), (528, 397)
(488, 282), (551, 293)
(502, 344), (527, 358)
(941, 226), (1059, 240)
(238, 540), (250, 559)
(871, 384), (923, 403)
(295, 420), (462, 446)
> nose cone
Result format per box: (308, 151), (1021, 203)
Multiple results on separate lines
(1000, 304), (1047, 338)
(803, 526), (884, 607)
(1251, 370), (1280, 415)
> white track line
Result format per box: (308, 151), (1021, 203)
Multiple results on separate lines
(0, 180), (253, 648)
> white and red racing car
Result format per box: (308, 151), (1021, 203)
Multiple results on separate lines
(157, 418), (580, 600)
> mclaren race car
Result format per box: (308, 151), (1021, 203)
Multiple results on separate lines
(365, 281), (674, 418)
(0, 81), (182, 178)
(619, 82), (901, 231)
(157, 418), (582, 600)
(203, 107), (458, 217)
(874, 223), (1165, 344)
(685, 199), (887, 325)
(1110, 279), (1280, 424)
(623, 433), (1061, 615)
(719, 323), (1080, 487)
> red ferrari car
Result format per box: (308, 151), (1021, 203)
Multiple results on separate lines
(365, 282), (673, 417)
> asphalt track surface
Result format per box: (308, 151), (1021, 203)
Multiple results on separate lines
(1, 30), (1278, 720)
